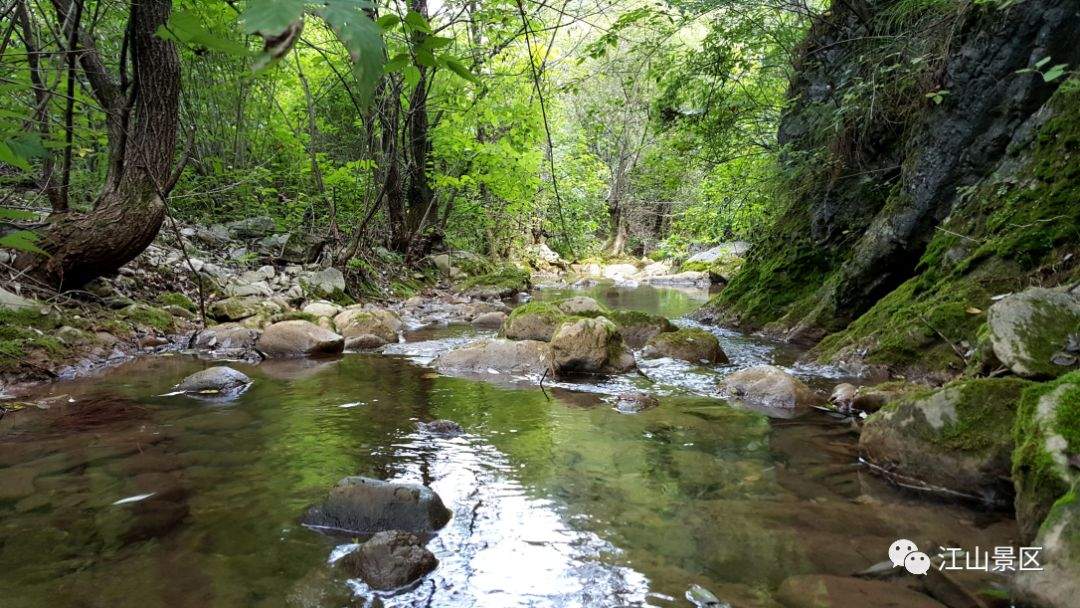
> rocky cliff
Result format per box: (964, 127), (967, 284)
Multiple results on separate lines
(700, 0), (1080, 379)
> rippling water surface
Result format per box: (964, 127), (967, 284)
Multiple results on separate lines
(0, 285), (1016, 607)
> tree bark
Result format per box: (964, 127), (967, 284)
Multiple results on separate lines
(15, 0), (180, 289)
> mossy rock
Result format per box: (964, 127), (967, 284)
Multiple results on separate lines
(549, 316), (635, 376)
(333, 308), (401, 343)
(1012, 370), (1080, 541)
(987, 287), (1080, 379)
(209, 297), (262, 322)
(119, 304), (174, 332)
(502, 301), (570, 341)
(641, 328), (727, 364)
(157, 291), (196, 312)
(588, 309), (676, 349)
(861, 377), (1031, 505)
(1012, 480), (1080, 608)
(0, 308), (65, 372)
(456, 265), (531, 299)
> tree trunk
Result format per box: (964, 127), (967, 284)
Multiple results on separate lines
(15, 0), (180, 289)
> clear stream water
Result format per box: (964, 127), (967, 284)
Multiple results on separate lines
(0, 284), (1016, 607)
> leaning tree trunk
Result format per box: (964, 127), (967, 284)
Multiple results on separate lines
(15, 0), (179, 289)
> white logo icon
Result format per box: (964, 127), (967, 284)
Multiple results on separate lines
(888, 539), (930, 575)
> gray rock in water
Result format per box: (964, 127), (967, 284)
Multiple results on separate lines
(339, 530), (438, 590)
(433, 339), (552, 376)
(256, 320), (344, 357)
(301, 476), (451, 536)
(344, 334), (388, 350)
(642, 328), (727, 364)
(720, 365), (822, 410)
(550, 317), (635, 376)
(471, 311), (508, 328)
(176, 366), (251, 394)
(193, 323), (260, 353)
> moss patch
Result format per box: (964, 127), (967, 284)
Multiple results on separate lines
(0, 308), (65, 372)
(119, 304), (174, 332)
(157, 291), (195, 312)
(456, 265), (531, 295)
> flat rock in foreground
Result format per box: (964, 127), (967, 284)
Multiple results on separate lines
(432, 339), (552, 376)
(339, 530), (438, 590)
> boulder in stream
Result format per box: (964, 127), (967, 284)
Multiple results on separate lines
(471, 311), (508, 328)
(417, 419), (465, 436)
(176, 366), (251, 395)
(192, 323), (260, 354)
(614, 393), (659, 414)
(301, 476), (451, 536)
(641, 328), (727, 364)
(860, 377), (1031, 506)
(433, 339), (552, 376)
(339, 530), (438, 590)
(549, 317), (635, 376)
(256, 320), (344, 357)
(502, 301), (568, 341)
(720, 365), (822, 410)
(334, 307), (401, 343)
(776, 574), (945, 608)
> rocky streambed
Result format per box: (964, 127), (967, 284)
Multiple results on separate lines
(5, 274), (1067, 608)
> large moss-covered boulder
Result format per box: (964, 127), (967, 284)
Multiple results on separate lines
(593, 309), (675, 349)
(1012, 371), (1080, 540)
(256, 320), (344, 357)
(334, 307), (401, 343)
(987, 287), (1080, 379)
(549, 317), (635, 376)
(860, 377), (1031, 505)
(433, 339), (552, 376)
(641, 328), (727, 364)
(208, 296), (262, 322)
(502, 301), (568, 341)
(456, 265), (530, 299)
(1012, 481), (1080, 608)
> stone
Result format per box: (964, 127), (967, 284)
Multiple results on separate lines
(614, 393), (659, 414)
(339, 530), (438, 590)
(194, 224), (230, 247)
(334, 308), (401, 343)
(851, 381), (918, 413)
(433, 339), (552, 376)
(776, 575), (945, 608)
(0, 287), (37, 310)
(685, 242), (750, 264)
(830, 383), (857, 408)
(299, 267), (347, 297)
(1012, 479), (1080, 608)
(860, 377), (1030, 506)
(256, 320), (344, 357)
(721, 365), (823, 409)
(549, 317), (636, 376)
(225, 280), (273, 298)
(471, 311), (507, 328)
(603, 310), (677, 349)
(176, 366), (251, 394)
(502, 302), (567, 341)
(302, 301), (344, 318)
(208, 297), (262, 322)
(643, 271), (711, 288)
(226, 216), (276, 239)
(193, 323), (260, 352)
(1012, 371), (1080, 540)
(602, 263), (639, 279)
(417, 420), (464, 436)
(987, 287), (1080, 379)
(641, 328), (727, 364)
(431, 253), (452, 275)
(345, 334), (388, 350)
(301, 476), (451, 536)
(556, 296), (604, 315)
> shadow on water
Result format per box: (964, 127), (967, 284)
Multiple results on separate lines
(1, 286), (1018, 607)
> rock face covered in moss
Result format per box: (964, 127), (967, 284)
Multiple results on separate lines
(502, 301), (568, 341)
(860, 378), (1030, 505)
(1012, 483), (1080, 608)
(1012, 371), (1080, 540)
(694, 0), (1080, 380)
(987, 287), (1080, 379)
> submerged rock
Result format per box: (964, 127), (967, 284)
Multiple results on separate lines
(256, 320), (344, 357)
(720, 365), (822, 409)
(339, 530), (438, 590)
(433, 339), (552, 376)
(987, 287), (1080, 379)
(549, 317), (635, 376)
(176, 366), (251, 394)
(776, 575), (945, 608)
(642, 328), (727, 364)
(1012, 371), (1080, 540)
(301, 476), (451, 536)
(417, 419), (464, 436)
(860, 377), (1030, 505)
(614, 393), (659, 414)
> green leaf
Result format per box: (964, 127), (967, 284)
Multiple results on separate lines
(403, 64), (421, 92)
(418, 35), (453, 51)
(1043, 63), (1068, 82)
(376, 14), (400, 30)
(1035, 56), (1052, 68)
(414, 48), (437, 67)
(383, 52), (410, 73)
(441, 56), (479, 83)
(0, 230), (44, 254)
(403, 10), (431, 33)
(0, 207), (37, 221)
(158, 9), (250, 56)
(0, 141), (29, 171)
(319, 0), (386, 104)
(240, 0), (305, 36)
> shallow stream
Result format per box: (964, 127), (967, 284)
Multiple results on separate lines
(0, 284), (1016, 607)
